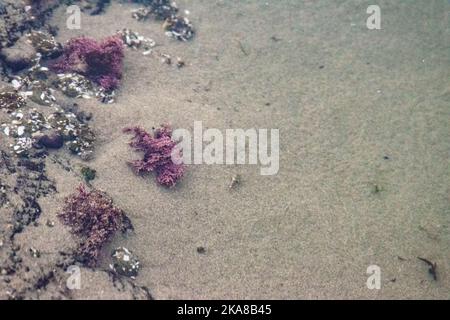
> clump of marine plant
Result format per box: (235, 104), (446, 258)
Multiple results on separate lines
(51, 36), (124, 91)
(58, 184), (128, 266)
(124, 125), (185, 188)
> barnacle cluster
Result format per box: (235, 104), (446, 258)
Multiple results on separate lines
(163, 15), (194, 42)
(1, 108), (47, 155)
(51, 36), (124, 91)
(131, 0), (194, 41)
(131, 7), (151, 21)
(132, 0), (179, 20)
(0, 89), (26, 111)
(110, 247), (140, 279)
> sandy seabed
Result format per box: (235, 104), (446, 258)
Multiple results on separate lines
(0, 0), (449, 299)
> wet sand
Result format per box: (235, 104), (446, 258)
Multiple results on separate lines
(2, 0), (450, 299)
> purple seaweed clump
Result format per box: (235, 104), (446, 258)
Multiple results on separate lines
(124, 125), (185, 188)
(52, 36), (124, 91)
(58, 184), (127, 266)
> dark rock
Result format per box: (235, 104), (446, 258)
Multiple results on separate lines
(0, 37), (36, 71)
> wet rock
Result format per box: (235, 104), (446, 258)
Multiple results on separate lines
(0, 37), (37, 71)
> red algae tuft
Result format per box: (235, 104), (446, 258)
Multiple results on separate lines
(58, 184), (128, 266)
(51, 36), (124, 91)
(124, 125), (185, 188)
